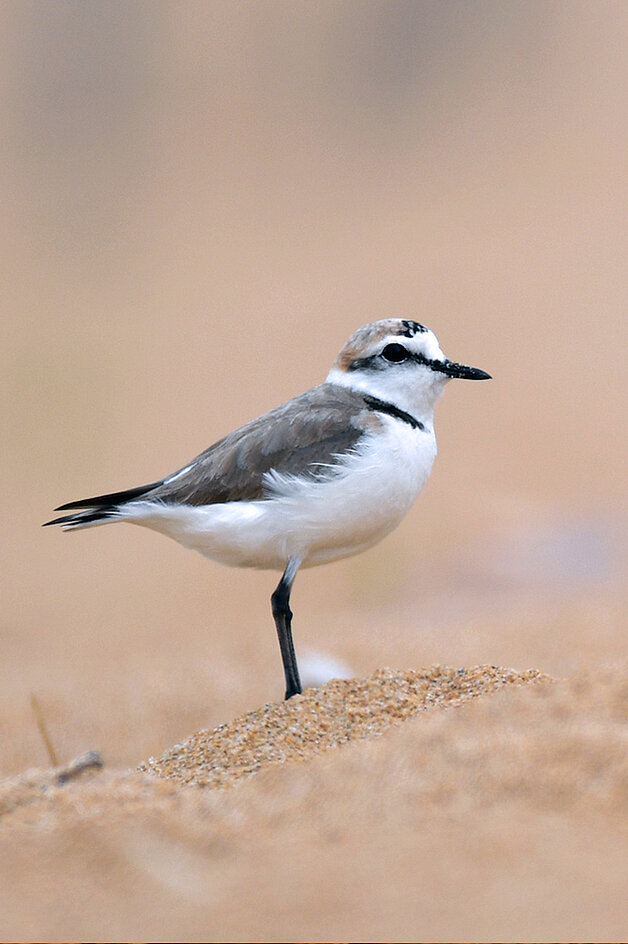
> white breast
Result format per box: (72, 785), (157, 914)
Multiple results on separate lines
(123, 417), (437, 571)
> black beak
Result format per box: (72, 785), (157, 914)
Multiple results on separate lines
(436, 360), (492, 380)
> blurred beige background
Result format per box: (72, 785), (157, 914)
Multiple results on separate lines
(1, 1), (626, 776)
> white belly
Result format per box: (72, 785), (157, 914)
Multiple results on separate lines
(124, 418), (437, 571)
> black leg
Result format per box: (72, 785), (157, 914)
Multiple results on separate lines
(271, 560), (302, 700)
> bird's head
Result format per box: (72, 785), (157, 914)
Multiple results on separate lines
(327, 319), (491, 421)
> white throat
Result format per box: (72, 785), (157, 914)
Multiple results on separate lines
(325, 364), (449, 427)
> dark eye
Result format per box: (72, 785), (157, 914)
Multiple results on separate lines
(381, 343), (409, 363)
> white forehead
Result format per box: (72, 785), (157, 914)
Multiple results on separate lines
(335, 319), (444, 370)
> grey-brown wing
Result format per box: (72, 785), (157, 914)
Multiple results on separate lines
(148, 384), (376, 506)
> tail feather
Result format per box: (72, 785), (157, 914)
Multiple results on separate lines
(43, 508), (119, 529)
(54, 480), (163, 512)
(44, 479), (163, 530)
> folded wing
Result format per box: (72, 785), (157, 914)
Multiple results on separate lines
(44, 384), (373, 528)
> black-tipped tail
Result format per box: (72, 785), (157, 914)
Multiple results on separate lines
(43, 508), (119, 529)
(43, 479), (163, 530)
(53, 481), (163, 512)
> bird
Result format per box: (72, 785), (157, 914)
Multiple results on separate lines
(44, 319), (491, 700)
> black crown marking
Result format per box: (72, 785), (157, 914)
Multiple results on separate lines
(399, 320), (427, 338)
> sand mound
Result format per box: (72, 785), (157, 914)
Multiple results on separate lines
(140, 664), (547, 788)
(3, 665), (628, 942)
(1, 665), (546, 826)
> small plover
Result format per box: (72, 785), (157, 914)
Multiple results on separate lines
(45, 319), (490, 699)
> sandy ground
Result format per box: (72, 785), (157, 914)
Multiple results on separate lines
(2, 662), (627, 943)
(1, 3), (627, 941)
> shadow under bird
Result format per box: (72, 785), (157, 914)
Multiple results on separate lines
(45, 319), (491, 699)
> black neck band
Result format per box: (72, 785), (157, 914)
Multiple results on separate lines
(362, 394), (425, 432)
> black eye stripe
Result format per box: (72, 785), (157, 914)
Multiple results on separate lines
(348, 349), (445, 372)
